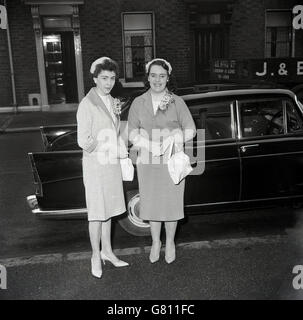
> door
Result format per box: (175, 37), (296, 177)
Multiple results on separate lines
(195, 28), (225, 82)
(184, 98), (241, 209)
(29, 151), (85, 211)
(237, 94), (303, 202)
(43, 32), (78, 104)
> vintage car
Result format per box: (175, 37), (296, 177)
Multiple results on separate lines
(27, 88), (303, 236)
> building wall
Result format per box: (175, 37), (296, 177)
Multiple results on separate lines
(1, 0), (302, 109)
(0, 16), (12, 108)
(3, 0), (40, 107)
(79, 0), (191, 93)
(230, 0), (266, 59)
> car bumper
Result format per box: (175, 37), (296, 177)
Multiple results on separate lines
(26, 195), (87, 219)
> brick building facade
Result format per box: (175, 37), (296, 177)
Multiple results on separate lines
(0, 0), (302, 110)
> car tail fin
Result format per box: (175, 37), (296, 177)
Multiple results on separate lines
(40, 125), (77, 151)
(28, 152), (43, 196)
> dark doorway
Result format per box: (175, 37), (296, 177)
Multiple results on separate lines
(43, 32), (78, 104)
(195, 28), (225, 82)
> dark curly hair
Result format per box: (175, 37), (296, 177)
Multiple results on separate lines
(92, 58), (119, 79)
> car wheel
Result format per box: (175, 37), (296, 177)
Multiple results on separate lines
(118, 190), (151, 236)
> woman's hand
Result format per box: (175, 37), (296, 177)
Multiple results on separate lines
(97, 141), (119, 160)
(132, 135), (162, 157)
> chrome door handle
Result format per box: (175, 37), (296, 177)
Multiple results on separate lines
(240, 144), (259, 153)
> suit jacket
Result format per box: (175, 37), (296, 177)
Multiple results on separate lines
(76, 87), (127, 160)
(128, 89), (196, 144)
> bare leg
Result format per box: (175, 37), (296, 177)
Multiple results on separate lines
(101, 219), (116, 258)
(149, 221), (162, 263)
(89, 221), (102, 257)
(89, 221), (102, 277)
(101, 219), (128, 266)
(164, 221), (178, 263)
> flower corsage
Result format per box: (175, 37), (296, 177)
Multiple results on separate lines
(158, 91), (175, 112)
(112, 98), (123, 116)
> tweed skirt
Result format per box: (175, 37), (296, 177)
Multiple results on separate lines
(137, 161), (185, 222)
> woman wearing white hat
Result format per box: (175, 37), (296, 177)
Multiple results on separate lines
(77, 57), (129, 278)
(128, 58), (196, 264)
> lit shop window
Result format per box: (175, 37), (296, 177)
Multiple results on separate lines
(265, 10), (293, 58)
(122, 12), (155, 81)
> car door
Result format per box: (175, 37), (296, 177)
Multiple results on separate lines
(237, 93), (303, 203)
(183, 98), (241, 211)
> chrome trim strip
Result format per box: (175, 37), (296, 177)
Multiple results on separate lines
(32, 208), (87, 216)
(27, 192), (303, 216)
(43, 175), (83, 185)
(186, 194), (303, 208)
(182, 89), (296, 101)
(27, 195), (87, 216)
(230, 102), (236, 139)
(239, 136), (303, 144)
(235, 100), (241, 140)
(240, 150), (303, 159)
(202, 157), (239, 163)
(196, 141), (237, 148)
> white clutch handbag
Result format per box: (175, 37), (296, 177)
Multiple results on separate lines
(167, 139), (193, 185)
(120, 157), (134, 181)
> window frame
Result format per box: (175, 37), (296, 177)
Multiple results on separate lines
(285, 99), (303, 135)
(187, 98), (236, 143)
(264, 9), (295, 58)
(121, 11), (156, 82)
(236, 96), (303, 140)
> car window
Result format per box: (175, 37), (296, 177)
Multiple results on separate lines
(189, 101), (234, 141)
(239, 98), (284, 138)
(286, 100), (303, 133)
(119, 97), (133, 121)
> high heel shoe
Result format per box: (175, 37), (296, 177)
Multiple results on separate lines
(91, 257), (102, 278)
(149, 241), (162, 263)
(100, 251), (129, 267)
(165, 243), (176, 264)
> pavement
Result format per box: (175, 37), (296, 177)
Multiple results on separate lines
(0, 235), (303, 300)
(0, 109), (77, 133)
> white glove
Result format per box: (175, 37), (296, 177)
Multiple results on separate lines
(161, 135), (174, 154)
(118, 136), (129, 159)
(150, 141), (162, 157)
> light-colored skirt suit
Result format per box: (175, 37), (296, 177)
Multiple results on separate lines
(128, 90), (196, 221)
(77, 88), (126, 221)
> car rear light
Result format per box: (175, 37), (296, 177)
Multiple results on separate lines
(28, 153), (43, 197)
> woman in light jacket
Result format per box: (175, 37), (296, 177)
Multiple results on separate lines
(77, 57), (129, 278)
(128, 58), (196, 264)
